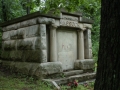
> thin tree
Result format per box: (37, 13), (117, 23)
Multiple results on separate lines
(1, 0), (7, 21)
(94, 0), (120, 90)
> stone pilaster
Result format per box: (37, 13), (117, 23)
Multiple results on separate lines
(78, 30), (84, 60)
(84, 29), (92, 59)
(39, 24), (47, 63)
(50, 24), (57, 62)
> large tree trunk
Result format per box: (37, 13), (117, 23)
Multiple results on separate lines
(94, 0), (120, 90)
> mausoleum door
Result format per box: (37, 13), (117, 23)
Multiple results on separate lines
(57, 28), (77, 70)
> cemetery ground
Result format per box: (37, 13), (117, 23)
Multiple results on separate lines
(0, 66), (94, 90)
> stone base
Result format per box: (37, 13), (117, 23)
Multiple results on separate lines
(74, 59), (95, 70)
(0, 60), (63, 78)
(34, 62), (63, 78)
(43, 72), (96, 85)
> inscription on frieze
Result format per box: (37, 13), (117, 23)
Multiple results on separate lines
(60, 20), (80, 28)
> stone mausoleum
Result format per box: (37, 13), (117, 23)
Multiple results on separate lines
(0, 10), (95, 84)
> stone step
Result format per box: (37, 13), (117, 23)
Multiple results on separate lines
(53, 72), (96, 85)
(43, 78), (95, 90)
(63, 70), (83, 77)
(79, 79), (95, 85)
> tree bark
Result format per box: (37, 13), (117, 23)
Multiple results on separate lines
(1, 0), (7, 21)
(94, 0), (120, 90)
(26, 0), (30, 14)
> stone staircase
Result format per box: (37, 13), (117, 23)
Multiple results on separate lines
(43, 70), (96, 85)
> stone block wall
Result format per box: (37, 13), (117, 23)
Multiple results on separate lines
(1, 18), (47, 63)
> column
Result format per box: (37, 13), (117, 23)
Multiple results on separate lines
(84, 29), (92, 59)
(78, 30), (84, 60)
(50, 24), (57, 62)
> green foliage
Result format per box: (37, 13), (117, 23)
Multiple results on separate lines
(0, 0), (26, 22)
(79, 0), (101, 61)
(0, 72), (52, 90)
(44, 0), (83, 12)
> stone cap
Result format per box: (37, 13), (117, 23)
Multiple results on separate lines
(0, 10), (93, 27)
(60, 8), (82, 17)
(79, 17), (94, 24)
(0, 11), (60, 27)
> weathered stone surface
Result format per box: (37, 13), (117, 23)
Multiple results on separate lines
(10, 30), (18, 40)
(3, 41), (11, 50)
(39, 24), (46, 37)
(40, 37), (47, 49)
(29, 63), (39, 75)
(26, 25), (39, 38)
(74, 59), (95, 70)
(1, 51), (10, 60)
(3, 23), (20, 31)
(1, 60), (40, 76)
(59, 19), (87, 30)
(38, 17), (55, 24)
(54, 72), (96, 85)
(35, 62), (63, 76)
(62, 14), (78, 21)
(2, 31), (10, 40)
(5, 24), (18, 31)
(10, 51), (18, 61)
(63, 70), (83, 76)
(39, 24), (47, 63)
(79, 17), (93, 24)
(39, 50), (47, 63)
(17, 28), (26, 39)
(83, 24), (92, 29)
(15, 50), (23, 61)
(14, 62), (33, 74)
(60, 19), (79, 28)
(20, 18), (37, 28)
(1, 61), (11, 66)
(1, 50), (21, 61)
(3, 40), (16, 50)
(16, 23), (21, 29)
(1, 50), (41, 62)
(23, 50), (41, 62)
(39, 24), (47, 49)
(84, 29), (93, 59)
(17, 37), (40, 50)
(57, 29), (77, 70)
(20, 21), (28, 27)
(27, 18), (37, 25)
(42, 79), (60, 90)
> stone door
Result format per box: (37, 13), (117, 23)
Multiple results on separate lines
(57, 28), (77, 70)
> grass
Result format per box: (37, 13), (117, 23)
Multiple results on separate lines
(0, 67), (94, 90)
(0, 74), (52, 90)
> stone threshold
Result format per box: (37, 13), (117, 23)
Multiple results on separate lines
(43, 72), (96, 85)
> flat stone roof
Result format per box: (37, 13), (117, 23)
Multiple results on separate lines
(0, 10), (93, 27)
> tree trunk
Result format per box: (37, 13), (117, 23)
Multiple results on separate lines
(1, 0), (7, 21)
(26, 0), (30, 14)
(94, 0), (120, 90)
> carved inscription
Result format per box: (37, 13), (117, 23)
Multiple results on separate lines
(60, 20), (80, 28)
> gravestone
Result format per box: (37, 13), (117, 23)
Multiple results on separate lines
(0, 10), (95, 80)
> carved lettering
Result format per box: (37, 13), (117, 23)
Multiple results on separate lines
(60, 20), (80, 28)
